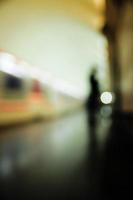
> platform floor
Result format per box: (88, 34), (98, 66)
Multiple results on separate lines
(0, 109), (133, 200)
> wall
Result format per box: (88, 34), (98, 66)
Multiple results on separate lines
(118, 3), (133, 111)
(0, 0), (109, 97)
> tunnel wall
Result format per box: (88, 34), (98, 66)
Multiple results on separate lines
(105, 0), (133, 112)
(118, 3), (133, 111)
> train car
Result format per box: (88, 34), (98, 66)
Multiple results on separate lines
(0, 50), (82, 126)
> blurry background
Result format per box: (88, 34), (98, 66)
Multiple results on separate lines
(0, 0), (110, 98)
(0, 1), (133, 200)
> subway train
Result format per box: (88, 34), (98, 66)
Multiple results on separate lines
(0, 50), (83, 126)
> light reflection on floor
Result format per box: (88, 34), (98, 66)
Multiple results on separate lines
(0, 109), (112, 200)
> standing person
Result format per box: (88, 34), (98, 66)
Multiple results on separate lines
(86, 68), (101, 124)
(85, 68), (101, 200)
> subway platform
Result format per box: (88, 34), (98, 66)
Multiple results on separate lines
(0, 109), (133, 200)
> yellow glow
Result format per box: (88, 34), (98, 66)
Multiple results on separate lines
(0, 0), (105, 30)
(93, 0), (105, 8)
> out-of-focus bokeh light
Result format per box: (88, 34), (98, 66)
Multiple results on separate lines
(100, 92), (113, 104)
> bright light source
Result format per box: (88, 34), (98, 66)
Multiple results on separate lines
(93, 0), (105, 8)
(0, 53), (22, 77)
(100, 92), (113, 104)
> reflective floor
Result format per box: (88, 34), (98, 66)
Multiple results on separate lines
(0, 109), (133, 200)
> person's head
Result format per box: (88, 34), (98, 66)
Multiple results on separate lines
(91, 67), (97, 77)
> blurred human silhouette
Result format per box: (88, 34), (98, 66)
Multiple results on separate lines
(86, 68), (101, 125)
(85, 68), (102, 200)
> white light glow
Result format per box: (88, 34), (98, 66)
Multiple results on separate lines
(53, 79), (83, 99)
(100, 92), (113, 104)
(0, 53), (23, 77)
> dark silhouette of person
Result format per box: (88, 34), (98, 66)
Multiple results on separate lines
(85, 68), (101, 199)
(86, 68), (101, 124)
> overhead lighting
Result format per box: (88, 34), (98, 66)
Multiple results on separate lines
(93, 0), (105, 8)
